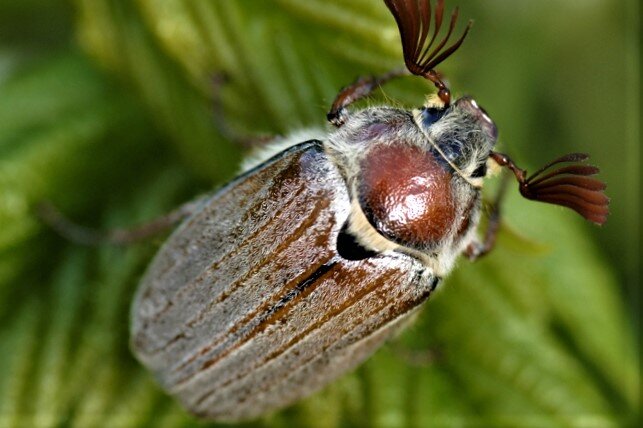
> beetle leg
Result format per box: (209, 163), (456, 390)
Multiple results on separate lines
(37, 196), (207, 246)
(465, 174), (509, 261)
(327, 68), (410, 127)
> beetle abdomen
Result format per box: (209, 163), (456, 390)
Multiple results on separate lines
(131, 141), (435, 420)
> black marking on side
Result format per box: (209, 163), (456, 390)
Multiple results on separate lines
(336, 223), (377, 261)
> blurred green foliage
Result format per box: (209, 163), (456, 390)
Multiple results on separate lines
(0, 0), (639, 427)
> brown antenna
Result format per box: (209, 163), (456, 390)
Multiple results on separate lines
(490, 152), (610, 225)
(384, 0), (472, 105)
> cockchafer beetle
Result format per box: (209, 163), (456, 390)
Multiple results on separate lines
(40, 0), (609, 421)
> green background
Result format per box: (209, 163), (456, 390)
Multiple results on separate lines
(0, 0), (639, 426)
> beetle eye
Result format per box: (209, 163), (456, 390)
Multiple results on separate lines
(440, 142), (463, 162)
(420, 107), (446, 128)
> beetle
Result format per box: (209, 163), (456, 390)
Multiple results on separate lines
(40, 0), (609, 421)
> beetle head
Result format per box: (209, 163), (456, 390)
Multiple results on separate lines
(414, 96), (497, 183)
(385, 0), (609, 225)
(384, 0), (495, 181)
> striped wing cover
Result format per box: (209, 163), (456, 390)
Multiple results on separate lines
(131, 141), (435, 420)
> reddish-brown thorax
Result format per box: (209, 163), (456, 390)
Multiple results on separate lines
(358, 143), (456, 248)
